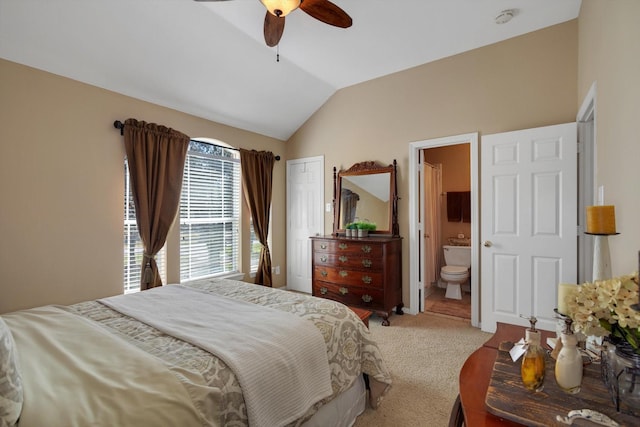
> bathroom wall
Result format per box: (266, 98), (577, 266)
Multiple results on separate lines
(423, 144), (471, 243)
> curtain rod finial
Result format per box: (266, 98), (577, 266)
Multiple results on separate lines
(114, 120), (124, 135)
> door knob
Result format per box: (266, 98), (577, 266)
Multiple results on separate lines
(482, 240), (493, 247)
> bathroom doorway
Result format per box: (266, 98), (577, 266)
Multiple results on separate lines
(408, 133), (479, 327)
(422, 145), (472, 319)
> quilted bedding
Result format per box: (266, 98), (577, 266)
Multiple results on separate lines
(62, 277), (392, 426)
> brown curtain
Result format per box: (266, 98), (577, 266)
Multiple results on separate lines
(124, 118), (190, 290)
(240, 149), (276, 286)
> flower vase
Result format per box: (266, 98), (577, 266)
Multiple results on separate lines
(602, 339), (640, 417)
(357, 229), (368, 238)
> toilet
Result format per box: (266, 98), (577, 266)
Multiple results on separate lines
(441, 245), (471, 300)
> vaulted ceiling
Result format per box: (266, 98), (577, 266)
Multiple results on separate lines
(0, 0), (581, 140)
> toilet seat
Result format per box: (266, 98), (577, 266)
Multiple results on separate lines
(441, 265), (468, 275)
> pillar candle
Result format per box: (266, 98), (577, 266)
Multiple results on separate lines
(558, 283), (578, 315)
(586, 205), (616, 234)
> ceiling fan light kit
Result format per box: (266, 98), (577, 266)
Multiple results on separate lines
(196, 0), (352, 47)
(260, 0), (301, 17)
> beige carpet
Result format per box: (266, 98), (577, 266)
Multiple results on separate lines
(355, 312), (491, 427)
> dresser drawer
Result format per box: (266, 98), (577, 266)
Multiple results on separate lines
(313, 240), (383, 258)
(313, 266), (384, 289)
(313, 281), (384, 309)
(313, 252), (382, 271)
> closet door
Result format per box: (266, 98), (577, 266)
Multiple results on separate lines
(287, 156), (324, 293)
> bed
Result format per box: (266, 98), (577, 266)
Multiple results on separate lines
(0, 277), (391, 427)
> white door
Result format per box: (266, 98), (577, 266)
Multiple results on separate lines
(480, 123), (577, 333)
(286, 156), (324, 293)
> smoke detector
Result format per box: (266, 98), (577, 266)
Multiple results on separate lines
(495, 9), (515, 24)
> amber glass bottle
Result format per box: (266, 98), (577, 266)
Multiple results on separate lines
(521, 317), (546, 391)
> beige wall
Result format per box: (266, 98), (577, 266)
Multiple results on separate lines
(423, 144), (472, 241)
(287, 21), (579, 310)
(0, 59), (286, 314)
(578, 0), (640, 275)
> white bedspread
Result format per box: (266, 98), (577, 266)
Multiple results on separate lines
(99, 285), (333, 427)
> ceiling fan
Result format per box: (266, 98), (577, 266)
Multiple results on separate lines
(194, 0), (352, 47)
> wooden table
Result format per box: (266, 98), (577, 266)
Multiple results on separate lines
(457, 323), (639, 426)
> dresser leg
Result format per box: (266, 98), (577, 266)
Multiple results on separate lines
(381, 315), (390, 326)
(395, 303), (404, 315)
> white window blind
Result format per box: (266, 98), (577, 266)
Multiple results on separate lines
(180, 141), (240, 281)
(123, 160), (166, 293)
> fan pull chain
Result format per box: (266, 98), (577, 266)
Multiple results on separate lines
(276, 44), (280, 62)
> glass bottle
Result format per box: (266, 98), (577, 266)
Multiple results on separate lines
(555, 331), (582, 394)
(521, 316), (545, 391)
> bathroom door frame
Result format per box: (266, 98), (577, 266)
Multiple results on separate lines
(409, 132), (479, 327)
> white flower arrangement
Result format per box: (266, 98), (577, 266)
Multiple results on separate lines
(564, 272), (640, 353)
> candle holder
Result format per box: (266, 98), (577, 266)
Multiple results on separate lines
(585, 232), (620, 281)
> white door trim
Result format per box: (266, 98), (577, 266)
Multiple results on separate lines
(409, 133), (479, 327)
(577, 82), (597, 283)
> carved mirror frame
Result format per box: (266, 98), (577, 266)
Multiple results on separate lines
(332, 160), (399, 237)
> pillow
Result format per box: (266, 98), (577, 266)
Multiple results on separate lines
(0, 317), (22, 427)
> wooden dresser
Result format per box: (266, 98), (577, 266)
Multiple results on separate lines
(310, 235), (403, 326)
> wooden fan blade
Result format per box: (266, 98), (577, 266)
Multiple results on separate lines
(300, 0), (352, 28)
(264, 11), (285, 47)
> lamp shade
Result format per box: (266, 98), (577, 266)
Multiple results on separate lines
(586, 205), (617, 234)
(260, 0), (301, 17)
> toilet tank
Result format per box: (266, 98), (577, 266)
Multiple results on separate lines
(443, 245), (471, 267)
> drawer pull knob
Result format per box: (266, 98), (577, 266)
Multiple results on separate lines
(320, 256), (327, 262)
(362, 259), (372, 268)
(339, 256), (348, 263)
(361, 245), (372, 253)
(339, 243), (348, 250)
(339, 287), (349, 295)
(339, 270), (348, 278)
(320, 287), (328, 295)
(320, 270), (328, 277)
(320, 244), (327, 249)
(362, 294), (373, 303)
(362, 275), (372, 284)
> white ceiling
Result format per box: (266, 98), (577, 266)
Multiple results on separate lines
(0, 0), (581, 140)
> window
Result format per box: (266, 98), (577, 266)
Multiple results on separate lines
(123, 160), (166, 293)
(124, 140), (240, 292)
(180, 141), (241, 281)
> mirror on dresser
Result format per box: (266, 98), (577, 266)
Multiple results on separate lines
(332, 160), (399, 237)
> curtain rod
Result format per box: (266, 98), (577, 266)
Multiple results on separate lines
(113, 120), (280, 161)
